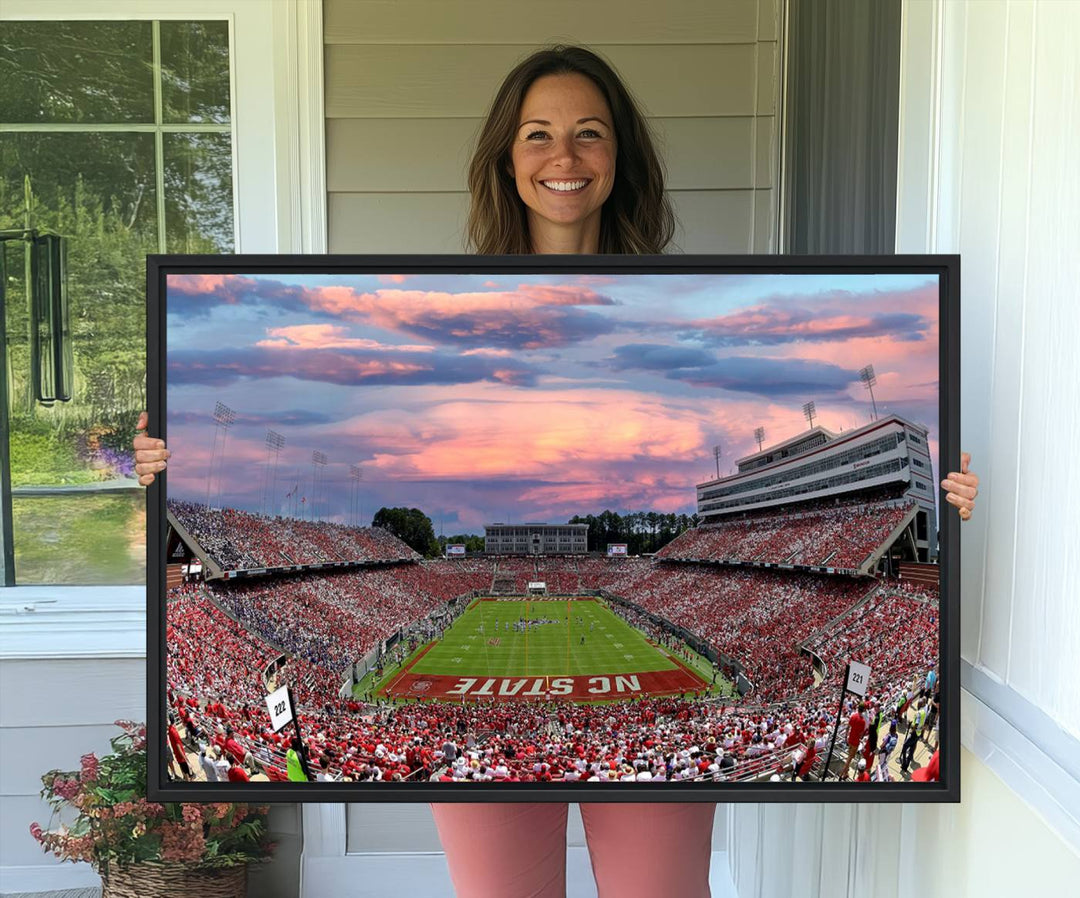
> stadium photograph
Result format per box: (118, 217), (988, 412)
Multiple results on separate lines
(154, 264), (945, 795)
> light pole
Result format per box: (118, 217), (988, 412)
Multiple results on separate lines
(350, 464), (363, 527)
(311, 451), (327, 521)
(263, 430), (285, 516)
(206, 401), (235, 509)
(859, 365), (878, 421)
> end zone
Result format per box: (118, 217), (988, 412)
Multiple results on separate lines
(381, 660), (708, 703)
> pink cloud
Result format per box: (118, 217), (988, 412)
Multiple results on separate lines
(167, 273), (237, 294)
(336, 386), (788, 484)
(377, 274), (410, 284)
(292, 285), (615, 349)
(461, 347), (514, 357)
(686, 285), (937, 347)
(255, 323), (435, 353)
(300, 285), (611, 320)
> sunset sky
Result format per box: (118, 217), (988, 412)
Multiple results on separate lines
(165, 270), (940, 533)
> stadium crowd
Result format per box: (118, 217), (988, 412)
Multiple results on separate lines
(656, 501), (915, 570)
(168, 500), (420, 571)
(163, 499), (938, 785)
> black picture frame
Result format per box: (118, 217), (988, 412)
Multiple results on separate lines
(147, 253), (960, 803)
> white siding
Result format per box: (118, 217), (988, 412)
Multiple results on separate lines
(324, 0), (782, 254)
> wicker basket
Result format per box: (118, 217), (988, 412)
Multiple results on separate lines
(100, 862), (247, 898)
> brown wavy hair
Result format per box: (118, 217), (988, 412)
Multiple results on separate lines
(466, 45), (676, 254)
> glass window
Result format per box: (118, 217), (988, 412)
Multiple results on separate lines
(1, 19), (234, 585)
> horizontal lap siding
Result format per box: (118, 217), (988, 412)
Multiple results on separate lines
(325, 45), (759, 118)
(0, 658), (145, 868)
(324, 0), (761, 45)
(325, 0), (780, 254)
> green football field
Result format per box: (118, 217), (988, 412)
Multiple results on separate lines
(409, 597), (678, 678)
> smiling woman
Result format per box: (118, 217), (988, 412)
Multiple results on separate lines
(509, 73), (617, 252)
(466, 45), (674, 255)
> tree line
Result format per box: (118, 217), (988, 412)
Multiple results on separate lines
(372, 506), (698, 558)
(568, 510), (699, 554)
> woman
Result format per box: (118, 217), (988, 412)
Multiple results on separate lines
(135, 44), (979, 898)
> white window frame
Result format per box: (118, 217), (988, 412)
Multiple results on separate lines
(0, 0), (326, 648)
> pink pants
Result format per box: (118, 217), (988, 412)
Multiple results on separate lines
(431, 802), (716, 898)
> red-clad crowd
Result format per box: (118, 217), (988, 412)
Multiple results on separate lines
(163, 493), (938, 786)
(656, 501), (915, 570)
(166, 560), (937, 785)
(205, 561), (492, 672)
(168, 500), (420, 571)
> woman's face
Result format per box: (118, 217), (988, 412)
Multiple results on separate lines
(509, 73), (616, 240)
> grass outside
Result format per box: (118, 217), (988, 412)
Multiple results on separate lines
(12, 492), (146, 584)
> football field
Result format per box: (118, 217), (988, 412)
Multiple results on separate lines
(374, 597), (712, 702)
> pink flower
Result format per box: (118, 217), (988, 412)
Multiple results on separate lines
(139, 799), (166, 818)
(80, 753), (100, 782)
(181, 804), (202, 824)
(29, 822), (43, 842)
(160, 821), (206, 863)
(52, 778), (80, 801)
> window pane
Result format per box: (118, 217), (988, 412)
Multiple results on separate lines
(0, 132), (159, 237)
(12, 492), (145, 585)
(1, 19), (235, 586)
(164, 133), (235, 252)
(160, 21), (232, 124)
(0, 22), (154, 124)
(1, 131), (156, 435)
(2, 132), (155, 584)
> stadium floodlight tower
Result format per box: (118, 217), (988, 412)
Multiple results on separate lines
(753, 426), (765, 452)
(262, 430), (285, 516)
(350, 464), (363, 527)
(205, 401), (236, 509)
(311, 450), (327, 521)
(859, 364), (879, 421)
(802, 400), (817, 430)
(712, 443), (722, 479)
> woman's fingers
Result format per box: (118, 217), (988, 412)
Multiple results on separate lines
(133, 412), (168, 487)
(940, 475), (978, 500)
(944, 491), (975, 512)
(943, 451), (978, 520)
(135, 447), (170, 463)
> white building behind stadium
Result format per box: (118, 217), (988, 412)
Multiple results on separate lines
(696, 414), (937, 561)
(484, 523), (589, 555)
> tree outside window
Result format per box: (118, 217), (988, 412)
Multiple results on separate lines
(0, 20), (234, 584)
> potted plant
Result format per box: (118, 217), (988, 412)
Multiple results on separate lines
(30, 720), (274, 897)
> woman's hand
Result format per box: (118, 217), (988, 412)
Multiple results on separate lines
(940, 452), (979, 521)
(133, 410), (170, 486)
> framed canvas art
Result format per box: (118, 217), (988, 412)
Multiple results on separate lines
(147, 254), (959, 802)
